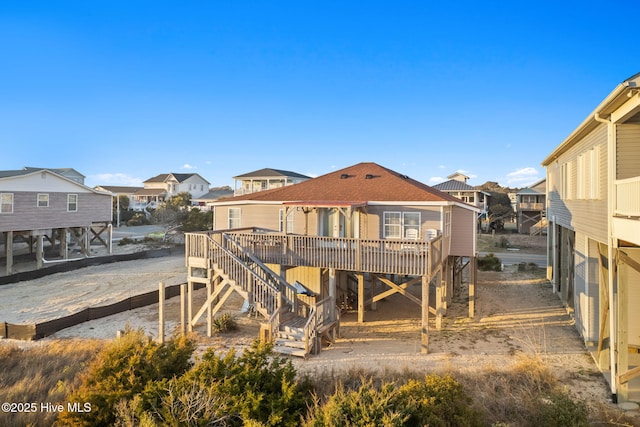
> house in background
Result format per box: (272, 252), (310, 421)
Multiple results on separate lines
(542, 72), (640, 402)
(233, 168), (311, 196)
(185, 162), (479, 357)
(432, 172), (489, 216)
(24, 167), (86, 185)
(191, 186), (234, 211)
(515, 178), (546, 235)
(140, 173), (211, 209)
(1, 168), (112, 275)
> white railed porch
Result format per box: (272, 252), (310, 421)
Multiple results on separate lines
(616, 176), (640, 217)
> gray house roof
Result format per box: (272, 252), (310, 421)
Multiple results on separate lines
(192, 186), (234, 201)
(233, 168), (311, 180)
(433, 179), (475, 192)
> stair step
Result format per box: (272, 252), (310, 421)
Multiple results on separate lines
(277, 330), (304, 341)
(275, 338), (306, 349)
(273, 345), (307, 358)
(281, 325), (304, 335)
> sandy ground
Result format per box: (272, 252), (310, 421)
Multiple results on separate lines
(2, 236), (639, 422)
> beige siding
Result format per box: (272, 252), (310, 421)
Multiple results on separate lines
(364, 205), (441, 240)
(547, 123), (608, 243)
(622, 249), (640, 347)
(616, 123), (640, 180)
(0, 192), (111, 232)
(449, 206), (475, 257)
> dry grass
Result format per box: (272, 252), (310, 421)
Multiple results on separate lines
(0, 339), (636, 426)
(0, 339), (104, 427)
(301, 354), (637, 427)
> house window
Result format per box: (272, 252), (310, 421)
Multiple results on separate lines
(383, 212), (402, 238)
(561, 161), (575, 200)
(577, 147), (600, 200)
(279, 209), (294, 233)
(444, 211), (452, 237)
(67, 194), (78, 212)
(383, 211), (421, 239)
(0, 193), (13, 213)
(228, 208), (241, 229)
(37, 193), (49, 207)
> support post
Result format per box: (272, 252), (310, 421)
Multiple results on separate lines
(357, 273), (365, 323)
(617, 257), (629, 401)
(59, 228), (68, 259)
(36, 235), (44, 269)
(187, 281), (194, 332)
(158, 282), (165, 344)
(421, 275), (429, 353)
(207, 279), (212, 337)
(180, 283), (187, 335)
(469, 256), (476, 318)
(329, 268), (336, 322)
(435, 269), (444, 329)
(5, 231), (13, 276)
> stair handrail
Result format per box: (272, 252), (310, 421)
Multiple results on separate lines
(206, 234), (282, 318)
(222, 233), (299, 310)
(302, 304), (318, 355)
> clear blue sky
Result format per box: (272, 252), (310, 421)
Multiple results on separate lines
(1, 2), (636, 189)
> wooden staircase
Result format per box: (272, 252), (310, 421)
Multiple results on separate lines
(274, 315), (310, 357)
(188, 232), (334, 358)
(530, 218), (548, 236)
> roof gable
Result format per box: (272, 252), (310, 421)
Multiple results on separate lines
(224, 162), (468, 205)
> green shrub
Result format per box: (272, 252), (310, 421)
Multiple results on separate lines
(527, 390), (589, 427)
(118, 237), (136, 246)
(478, 253), (502, 271)
(58, 328), (194, 426)
(127, 341), (311, 427)
(211, 313), (238, 333)
(397, 375), (482, 427)
(127, 213), (150, 226)
(305, 375), (482, 427)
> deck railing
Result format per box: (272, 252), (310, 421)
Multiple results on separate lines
(203, 234), (282, 318)
(518, 202), (544, 211)
(616, 176), (640, 217)
(186, 230), (441, 277)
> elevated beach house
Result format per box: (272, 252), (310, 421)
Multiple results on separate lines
(134, 172), (211, 211)
(515, 178), (547, 235)
(1, 168), (112, 275)
(542, 72), (640, 402)
(233, 168), (311, 196)
(185, 162), (479, 357)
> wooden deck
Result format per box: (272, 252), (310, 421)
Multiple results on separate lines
(186, 229), (442, 277)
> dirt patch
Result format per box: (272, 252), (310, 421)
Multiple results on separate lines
(477, 232), (547, 255)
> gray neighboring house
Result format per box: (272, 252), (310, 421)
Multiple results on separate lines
(432, 172), (489, 221)
(1, 168), (113, 275)
(233, 168), (311, 196)
(191, 186), (234, 211)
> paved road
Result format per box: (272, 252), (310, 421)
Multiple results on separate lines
(478, 251), (547, 267)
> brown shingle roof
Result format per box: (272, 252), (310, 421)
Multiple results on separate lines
(224, 162), (466, 205)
